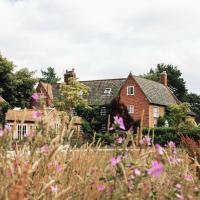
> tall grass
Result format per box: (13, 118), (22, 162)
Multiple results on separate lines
(0, 110), (199, 199)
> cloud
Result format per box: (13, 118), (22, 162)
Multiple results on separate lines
(0, 0), (200, 93)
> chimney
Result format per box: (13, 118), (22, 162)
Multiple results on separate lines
(160, 71), (167, 86)
(64, 68), (76, 83)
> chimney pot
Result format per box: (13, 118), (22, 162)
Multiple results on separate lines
(160, 71), (167, 86)
(64, 68), (76, 83)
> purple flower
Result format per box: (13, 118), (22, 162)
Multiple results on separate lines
(147, 160), (164, 179)
(168, 141), (176, 148)
(140, 136), (151, 146)
(116, 137), (123, 144)
(97, 184), (106, 191)
(175, 184), (181, 191)
(114, 116), (125, 130)
(0, 129), (4, 137)
(55, 164), (62, 172)
(134, 168), (141, 176)
(41, 144), (49, 153)
(4, 124), (11, 130)
(51, 185), (58, 193)
(155, 144), (163, 155)
(31, 93), (39, 101)
(32, 111), (42, 119)
(110, 155), (122, 167)
(184, 174), (192, 181)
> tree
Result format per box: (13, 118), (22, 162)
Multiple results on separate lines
(40, 67), (61, 84)
(54, 78), (90, 113)
(142, 63), (187, 101)
(0, 54), (37, 108)
(0, 53), (16, 104)
(14, 68), (37, 108)
(185, 93), (200, 122)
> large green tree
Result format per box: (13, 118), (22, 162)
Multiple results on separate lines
(55, 78), (89, 113)
(0, 54), (37, 108)
(142, 63), (187, 101)
(40, 67), (61, 84)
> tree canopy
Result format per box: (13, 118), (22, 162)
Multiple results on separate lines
(40, 67), (61, 84)
(0, 54), (37, 108)
(142, 63), (187, 101)
(54, 78), (90, 113)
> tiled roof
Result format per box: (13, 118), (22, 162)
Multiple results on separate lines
(49, 75), (178, 106)
(6, 108), (56, 122)
(133, 76), (178, 106)
(40, 82), (53, 100)
(80, 79), (125, 105)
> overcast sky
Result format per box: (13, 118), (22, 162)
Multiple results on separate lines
(0, 0), (200, 94)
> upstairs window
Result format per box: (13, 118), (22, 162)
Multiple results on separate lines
(104, 88), (111, 95)
(127, 86), (134, 95)
(127, 105), (134, 114)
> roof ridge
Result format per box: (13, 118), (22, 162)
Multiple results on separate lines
(80, 78), (126, 82)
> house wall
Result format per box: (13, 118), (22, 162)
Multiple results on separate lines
(33, 83), (52, 107)
(118, 75), (150, 127)
(149, 105), (165, 127)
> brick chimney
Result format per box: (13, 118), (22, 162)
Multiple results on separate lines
(160, 71), (167, 86)
(64, 68), (76, 83)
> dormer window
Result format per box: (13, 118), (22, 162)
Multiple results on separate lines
(127, 86), (134, 95)
(104, 88), (111, 95)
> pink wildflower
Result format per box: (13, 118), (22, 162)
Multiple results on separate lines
(41, 144), (49, 153)
(116, 137), (123, 144)
(55, 164), (62, 172)
(31, 93), (39, 101)
(147, 160), (164, 179)
(175, 184), (181, 191)
(4, 124), (11, 129)
(140, 136), (151, 146)
(97, 184), (106, 191)
(134, 168), (141, 176)
(51, 185), (58, 193)
(114, 116), (125, 130)
(0, 129), (4, 137)
(110, 155), (121, 167)
(32, 111), (42, 119)
(168, 141), (176, 148)
(184, 174), (192, 181)
(155, 144), (163, 155)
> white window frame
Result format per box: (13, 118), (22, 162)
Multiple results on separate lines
(127, 86), (134, 95)
(127, 105), (134, 114)
(153, 106), (159, 118)
(104, 88), (111, 95)
(100, 106), (107, 116)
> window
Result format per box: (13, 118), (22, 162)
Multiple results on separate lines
(71, 108), (77, 116)
(153, 106), (159, 118)
(104, 88), (111, 95)
(127, 105), (134, 113)
(17, 125), (26, 140)
(127, 86), (134, 95)
(100, 106), (107, 116)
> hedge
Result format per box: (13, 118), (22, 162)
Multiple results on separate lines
(94, 127), (200, 146)
(142, 127), (200, 146)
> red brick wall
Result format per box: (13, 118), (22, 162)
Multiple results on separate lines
(118, 75), (150, 127)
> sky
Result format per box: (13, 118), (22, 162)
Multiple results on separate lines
(0, 0), (200, 94)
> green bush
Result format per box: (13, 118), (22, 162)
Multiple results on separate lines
(142, 127), (200, 146)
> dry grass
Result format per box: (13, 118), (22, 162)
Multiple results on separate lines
(0, 116), (199, 199)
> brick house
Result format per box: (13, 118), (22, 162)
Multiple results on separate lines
(6, 108), (60, 140)
(34, 69), (179, 128)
